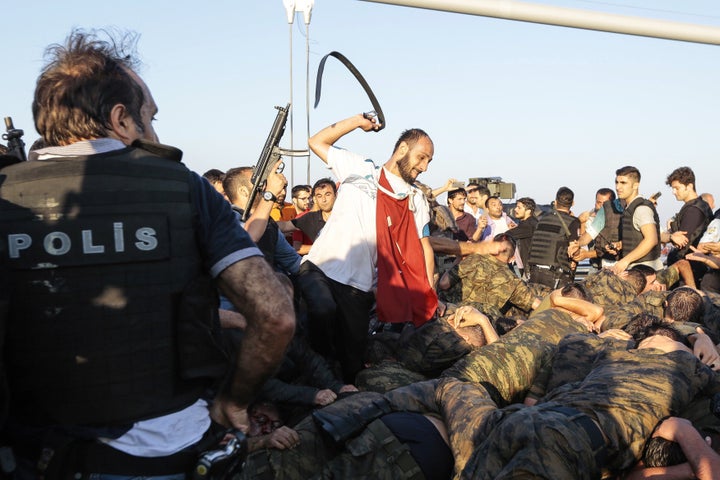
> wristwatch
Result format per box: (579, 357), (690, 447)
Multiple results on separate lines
(262, 191), (277, 203)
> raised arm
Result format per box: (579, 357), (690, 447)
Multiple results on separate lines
(308, 114), (380, 163)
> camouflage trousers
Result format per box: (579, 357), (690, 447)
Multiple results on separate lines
(234, 413), (424, 480)
(443, 309), (586, 406)
(462, 403), (605, 480)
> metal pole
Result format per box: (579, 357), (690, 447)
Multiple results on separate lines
(360, 0), (720, 46)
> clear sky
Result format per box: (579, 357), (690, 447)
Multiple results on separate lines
(3, 0), (719, 225)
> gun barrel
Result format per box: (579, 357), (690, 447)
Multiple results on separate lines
(4, 117), (13, 130)
(241, 103), (291, 222)
(251, 104), (290, 185)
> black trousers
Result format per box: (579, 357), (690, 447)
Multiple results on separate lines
(296, 261), (375, 383)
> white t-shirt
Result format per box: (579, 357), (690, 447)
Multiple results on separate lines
(303, 147), (430, 292)
(700, 219), (720, 243)
(631, 201), (663, 270)
(99, 399), (210, 456)
(464, 204), (483, 221)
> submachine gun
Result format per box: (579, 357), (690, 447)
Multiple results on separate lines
(1, 117), (28, 167)
(242, 103), (309, 221)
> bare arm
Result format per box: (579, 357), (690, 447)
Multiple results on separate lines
(687, 246), (720, 270)
(243, 160), (287, 242)
(477, 315), (500, 345)
(698, 242), (720, 255)
(652, 417), (720, 480)
(612, 222), (658, 273)
(429, 236), (503, 257)
(431, 178), (457, 199)
(549, 289), (604, 326)
(624, 463), (695, 480)
(308, 114), (379, 163)
(213, 257), (295, 428)
(421, 236), (435, 289)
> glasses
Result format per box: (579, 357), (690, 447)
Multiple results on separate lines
(251, 412), (283, 430)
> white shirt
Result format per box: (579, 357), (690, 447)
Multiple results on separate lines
(464, 203), (483, 221)
(303, 147), (430, 292)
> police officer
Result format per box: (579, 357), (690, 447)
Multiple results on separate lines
(527, 187), (581, 288)
(0, 29), (295, 478)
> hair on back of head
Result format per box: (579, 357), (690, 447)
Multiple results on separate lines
(665, 287), (704, 324)
(623, 269), (647, 295)
(33, 28), (145, 146)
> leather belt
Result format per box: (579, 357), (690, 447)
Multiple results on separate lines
(314, 51), (386, 132)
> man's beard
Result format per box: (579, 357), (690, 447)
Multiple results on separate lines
(397, 153), (418, 184)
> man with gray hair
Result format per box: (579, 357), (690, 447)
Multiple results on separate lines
(0, 29), (295, 478)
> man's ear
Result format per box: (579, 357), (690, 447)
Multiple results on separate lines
(108, 103), (136, 144)
(237, 185), (251, 203)
(396, 141), (409, 157)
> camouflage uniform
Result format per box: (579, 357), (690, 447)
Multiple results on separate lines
(527, 333), (632, 402)
(431, 309), (589, 476)
(440, 254), (537, 316)
(582, 269), (638, 307)
(355, 360), (427, 393)
(656, 264), (680, 288)
(443, 308), (588, 406)
(461, 334), (720, 479)
(599, 290), (668, 331)
(396, 319), (473, 378)
(703, 290), (720, 336)
(234, 391), (431, 480)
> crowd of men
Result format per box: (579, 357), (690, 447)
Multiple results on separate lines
(2, 28), (720, 480)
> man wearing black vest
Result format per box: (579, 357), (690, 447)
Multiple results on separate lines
(527, 187), (580, 288)
(662, 166), (713, 285)
(611, 166), (663, 274)
(0, 29), (295, 478)
(568, 188), (622, 271)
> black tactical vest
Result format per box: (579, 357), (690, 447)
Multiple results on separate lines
(528, 210), (577, 272)
(594, 200), (622, 261)
(0, 146), (228, 427)
(620, 197), (661, 265)
(671, 197), (713, 259)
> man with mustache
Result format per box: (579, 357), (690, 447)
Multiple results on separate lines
(302, 113), (438, 383)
